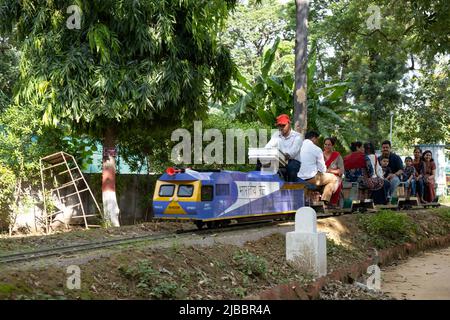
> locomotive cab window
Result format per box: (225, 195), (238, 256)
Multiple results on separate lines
(159, 184), (175, 197)
(216, 184), (230, 196)
(178, 185), (194, 197)
(201, 185), (214, 201)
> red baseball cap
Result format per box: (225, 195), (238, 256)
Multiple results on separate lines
(276, 114), (290, 125)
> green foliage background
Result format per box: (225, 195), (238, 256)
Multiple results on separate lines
(0, 0), (448, 229)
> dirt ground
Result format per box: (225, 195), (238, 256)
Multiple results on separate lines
(0, 207), (449, 300)
(319, 280), (393, 300)
(381, 246), (450, 299)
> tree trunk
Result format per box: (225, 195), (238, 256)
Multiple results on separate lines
(102, 127), (120, 227)
(368, 50), (379, 142)
(368, 108), (379, 142)
(293, 0), (309, 137)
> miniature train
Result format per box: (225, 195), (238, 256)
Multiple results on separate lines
(152, 148), (440, 228)
(152, 167), (309, 228)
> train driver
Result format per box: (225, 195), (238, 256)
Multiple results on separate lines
(265, 114), (303, 182)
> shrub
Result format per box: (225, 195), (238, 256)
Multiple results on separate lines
(0, 165), (16, 230)
(359, 210), (416, 248)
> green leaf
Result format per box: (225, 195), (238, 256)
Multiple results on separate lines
(235, 68), (252, 91)
(256, 108), (274, 125)
(261, 37), (280, 79)
(266, 76), (291, 104)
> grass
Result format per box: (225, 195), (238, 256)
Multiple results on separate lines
(327, 238), (346, 256)
(358, 210), (416, 249)
(0, 283), (17, 295)
(232, 249), (268, 279)
(118, 260), (185, 299)
(434, 207), (450, 223)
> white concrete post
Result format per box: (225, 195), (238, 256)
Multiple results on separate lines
(286, 207), (327, 277)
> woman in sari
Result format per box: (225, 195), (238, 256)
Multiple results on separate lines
(421, 150), (436, 202)
(413, 147), (425, 203)
(323, 137), (344, 207)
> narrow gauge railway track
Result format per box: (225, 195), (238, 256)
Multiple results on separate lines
(0, 232), (177, 265)
(0, 220), (279, 265)
(3, 203), (433, 265)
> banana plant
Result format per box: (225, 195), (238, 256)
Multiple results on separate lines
(224, 37), (369, 150)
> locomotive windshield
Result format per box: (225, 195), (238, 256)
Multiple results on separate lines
(159, 184), (175, 197)
(178, 185), (194, 197)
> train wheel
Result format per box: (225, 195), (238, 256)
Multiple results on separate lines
(219, 220), (231, 227)
(357, 207), (367, 213)
(206, 221), (218, 229)
(195, 221), (205, 230)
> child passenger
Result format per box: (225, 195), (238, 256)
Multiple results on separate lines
(402, 156), (417, 196)
(380, 157), (391, 179)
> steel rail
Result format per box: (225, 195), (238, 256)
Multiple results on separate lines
(0, 232), (178, 265)
(0, 220), (278, 265)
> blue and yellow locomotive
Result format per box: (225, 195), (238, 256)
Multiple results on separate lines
(152, 166), (307, 229)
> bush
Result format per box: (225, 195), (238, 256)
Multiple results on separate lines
(359, 210), (416, 248)
(0, 165), (16, 230)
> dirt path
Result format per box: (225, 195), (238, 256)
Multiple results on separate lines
(381, 246), (450, 300)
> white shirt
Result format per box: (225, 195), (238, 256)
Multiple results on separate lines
(297, 139), (327, 180)
(265, 129), (303, 162)
(367, 154), (383, 178)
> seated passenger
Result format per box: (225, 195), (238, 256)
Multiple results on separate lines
(298, 131), (337, 208)
(413, 147), (425, 202)
(380, 157), (391, 179)
(363, 142), (390, 205)
(378, 140), (404, 198)
(343, 141), (366, 182)
(323, 137), (344, 206)
(265, 114), (303, 182)
(402, 156), (417, 197)
(420, 150), (436, 202)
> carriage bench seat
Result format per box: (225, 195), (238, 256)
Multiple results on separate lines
(294, 179), (318, 191)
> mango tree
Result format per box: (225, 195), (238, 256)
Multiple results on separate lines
(0, 0), (236, 226)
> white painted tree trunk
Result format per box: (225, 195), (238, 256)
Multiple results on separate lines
(102, 127), (120, 227)
(102, 190), (120, 227)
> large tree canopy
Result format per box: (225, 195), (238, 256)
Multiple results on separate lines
(286, 0), (449, 145)
(221, 0), (293, 79)
(0, 36), (19, 109)
(0, 0), (238, 226)
(0, 0), (237, 134)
